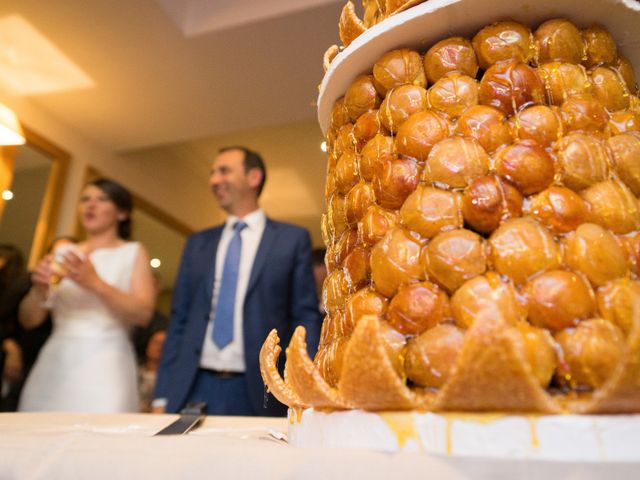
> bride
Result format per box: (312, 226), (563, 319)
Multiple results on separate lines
(18, 178), (156, 412)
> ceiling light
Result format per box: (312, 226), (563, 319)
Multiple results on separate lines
(320, 141), (327, 153)
(150, 258), (162, 269)
(2, 190), (14, 200)
(0, 102), (25, 145)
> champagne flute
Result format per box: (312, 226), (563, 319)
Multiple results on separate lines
(42, 241), (78, 308)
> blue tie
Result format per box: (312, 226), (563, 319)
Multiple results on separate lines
(212, 221), (247, 348)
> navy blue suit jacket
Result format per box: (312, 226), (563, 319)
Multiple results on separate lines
(154, 218), (321, 416)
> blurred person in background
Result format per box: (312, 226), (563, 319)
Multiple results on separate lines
(154, 146), (321, 416)
(18, 178), (156, 412)
(0, 245), (30, 411)
(138, 323), (168, 412)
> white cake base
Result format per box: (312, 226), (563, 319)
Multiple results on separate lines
(288, 409), (640, 461)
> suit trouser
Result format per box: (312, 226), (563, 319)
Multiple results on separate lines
(185, 368), (254, 416)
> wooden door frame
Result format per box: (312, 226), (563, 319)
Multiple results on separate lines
(0, 126), (70, 268)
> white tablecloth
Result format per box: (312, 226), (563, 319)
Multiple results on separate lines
(0, 413), (636, 480)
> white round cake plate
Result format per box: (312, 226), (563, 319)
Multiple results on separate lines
(288, 409), (640, 461)
(317, 0), (640, 136)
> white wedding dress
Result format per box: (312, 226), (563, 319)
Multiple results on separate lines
(19, 243), (140, 413)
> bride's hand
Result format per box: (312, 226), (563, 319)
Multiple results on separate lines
(62, 251), (102, 291)
(30, 255), (53, 295)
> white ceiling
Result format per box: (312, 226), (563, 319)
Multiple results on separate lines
(0, 0), (344, 151)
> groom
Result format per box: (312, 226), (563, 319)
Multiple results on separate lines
(153, 146), (321, 416)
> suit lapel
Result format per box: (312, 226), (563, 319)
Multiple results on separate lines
(247, 219), (277, 294)
(200, 227), (223, 304)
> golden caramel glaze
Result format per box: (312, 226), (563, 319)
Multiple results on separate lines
(359, 204), (399, 247)
(581, 180), (640, 234)
(472, 21), (535, 70)
(423, 136), (489, 189)
(509, 105), (562, 148)
(560, 93), (611, 133)
(395, 110), (451, 161)
(597, 278), (640, 337)
(400, 185), (463, 239)
(285, 327), (348, 408)
(615, 56), (639, 95)
(344, 287), (389, 335)
(345, 181), (376, 226)
(608, 109), (640, 135)
(525, 270), (596, 331)
(334, 150), (360, 194)
(379, 320), (408, 378)
(330, 97), (350, 131)
(555, 319), (625, 390)
(404, 323), (465, 388)
(379, 84), (428, 131)
(619, 231), (640, 277)
(353, 110), (388, 151)
(424, 228), (487, 293)
(527, 185), (590, 233)
(494, 139), (556, 195)
(479, 60), (546, 115)
(343, 245), (371, 290)
(590, 66), (630, 112)
(556, 133), (610, 191)
(345, 75), (381, 121)
(371, 227), (425, 297)
(259, 330), (303, 407)
(450, 272), (526, 329)
(387, 281), (451, 335)
(563, 223), (630, 287)
(537, 62), (591, 106)
(327, 193), (347, 243)
(323, 269), (351, 316)
(455, 105), (513, 154)
(488, 217), (562, 285)
(582, 24), (618, 68)
(339, 1), (366, 48)
(514, 321), (558, 388)
(332, 123), (355, 158)
(338, 316), (420, 410)
(608, 133), (640, 196)
(373, 155), (421, 209)
(434, 306), (560, 412)
(462, 174), (523, 234)
(535, 19), (586, 64)
(360, 134), (396, 181)
(373, 48), (427, 96)
(264, 16), (640, 414)
(334, 228), (359, 266)
(319, 313), (340, 347)
(316, 337), (350, 386)
(424, 37), (478, 84)
(427, 73), (479, 118)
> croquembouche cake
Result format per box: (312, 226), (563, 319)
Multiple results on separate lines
(260, 0), (640, 458)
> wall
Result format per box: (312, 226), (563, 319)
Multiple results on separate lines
(0, 85), (211, 238)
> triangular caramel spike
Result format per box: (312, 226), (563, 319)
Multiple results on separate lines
(385, 0), (424, 15)
(285, 326), (350, 409)
(323, 45), (340, 73)
(338, 315), (418, 410)
(584, 300), (640, 413)
(339, 1), (366, 48)
(259, 329), (304, 408)
(434, 307), (560, 413)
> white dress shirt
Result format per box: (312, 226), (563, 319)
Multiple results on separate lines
(199, 209), (266, 372)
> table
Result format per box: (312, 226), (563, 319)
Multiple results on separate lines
(0, 413), (637, 479)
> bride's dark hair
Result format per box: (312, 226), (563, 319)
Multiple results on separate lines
(89, 178), (134, 239)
